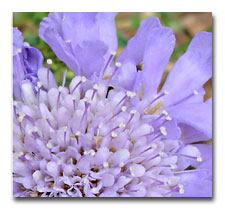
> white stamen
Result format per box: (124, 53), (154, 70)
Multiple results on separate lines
(75, 131), (81, 136)
(67, 165), (73, 172)
(46, 142), (53, 149)
(159, 151), (164, 157)
(119, 122), (126, 128)
(111, 131), (117, 138)
(160, 126), (167, 136)
(83, 177), (89, 184)
(47, 59), (52, 65)
(83, 149), (95, 156)
(93, 84), (99, 90)
(38, 186), (45, 192)
(58, 86), (63, 92)
(23, 42), (30, 47)
(126, 91), (132, 97)
(151, 143), (157, 149)
(193, 90), (199, 95)
(37, 81), (42, 88)
(14, 48), (22, 55)
(98, 122), (103, 129)
(164, 90), (169, 95)
(179, 188), (184, 194)
(18, 151), (24, 157)
(25, 154), (33, 160)
(110, 51), (116, 56)
(197, 156), (203, 162)
(129, 166), (135, 177)
(126, 91), (136, 98)
(84, 151), (89, 155)
(91, 188), (97, 193)
(178, 184), (184, 189)
(178, 184), (184, 194)
(162, 110), (168, 116)
(121, 106), (127, 112)
(103, 161), (109, 168)
(43, 115), (49, 120)
(130, 109), (137, 115)
(28, 128), (33, 135)
(57, 159), (62, 165)
(115, 62), (122, 68)
(179, 188), (185, 194)
(90, 150), (96, 156)
(166, 116), (172, 121)
(18, 112), (25, 122)
(170, 164), (177, 170)
(63, 126), (68, 132)
(18, 112), (25, 118)
(131, 92), (136, 98)
(167, 179), (172, 185)
(119, 162), (124, 167)
(14, 152), (24, 159)
(72, 94), (77, 100)
(81, 76), (86, 83)
(66, 39), (72, 43)
(28, 127), (38, 135)
(83, 97), (92, 104)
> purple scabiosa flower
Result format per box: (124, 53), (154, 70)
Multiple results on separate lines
(13, 13), (212, 197)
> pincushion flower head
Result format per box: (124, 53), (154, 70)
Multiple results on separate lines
(13, 13), (212, 197)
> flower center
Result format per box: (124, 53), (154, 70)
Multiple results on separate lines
(13, 60), (202, 197)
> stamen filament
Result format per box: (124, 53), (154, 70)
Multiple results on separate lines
(62, 69), (67, 87)
(46, 118), (55, 130)
(170, 90), (199, 107)
(145, 90), (169, 110)
(47, 59), (52, 86)
(101, 51), (116, 78)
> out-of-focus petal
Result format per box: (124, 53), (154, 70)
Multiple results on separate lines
(173, 170), (212, 197)
(194, 144), (212, 180)
(142, 27), (175, 98)
(39, 12), (117, 77)
(13, 28), (24, 100)
(117, 17), (161, 65)
(75, 40), (108, 78)
(13, 55), (24, 100)
(97, 12), (118, 53)
(179, 123), (210, 144)
(22, 42), (43, 73)
(112, 61), (137, 90)
(62, 12), (117, 55)
(167, 98), (212, 140)
(13, 27), (44, 100)
(162, 32), (212, 106)
(13, 27), (23, 55)
(39, 13), (79, 73)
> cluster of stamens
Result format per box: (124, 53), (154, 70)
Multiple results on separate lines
(13, 56), (203, 197)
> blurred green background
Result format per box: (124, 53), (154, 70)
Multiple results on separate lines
(13, 12), (212, 99)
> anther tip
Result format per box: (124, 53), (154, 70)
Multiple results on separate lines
(110, 51), (116, 56)
(115, 62), (122, 67)
(81, 76), (86, 83)
(47, 59), (52, 65)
